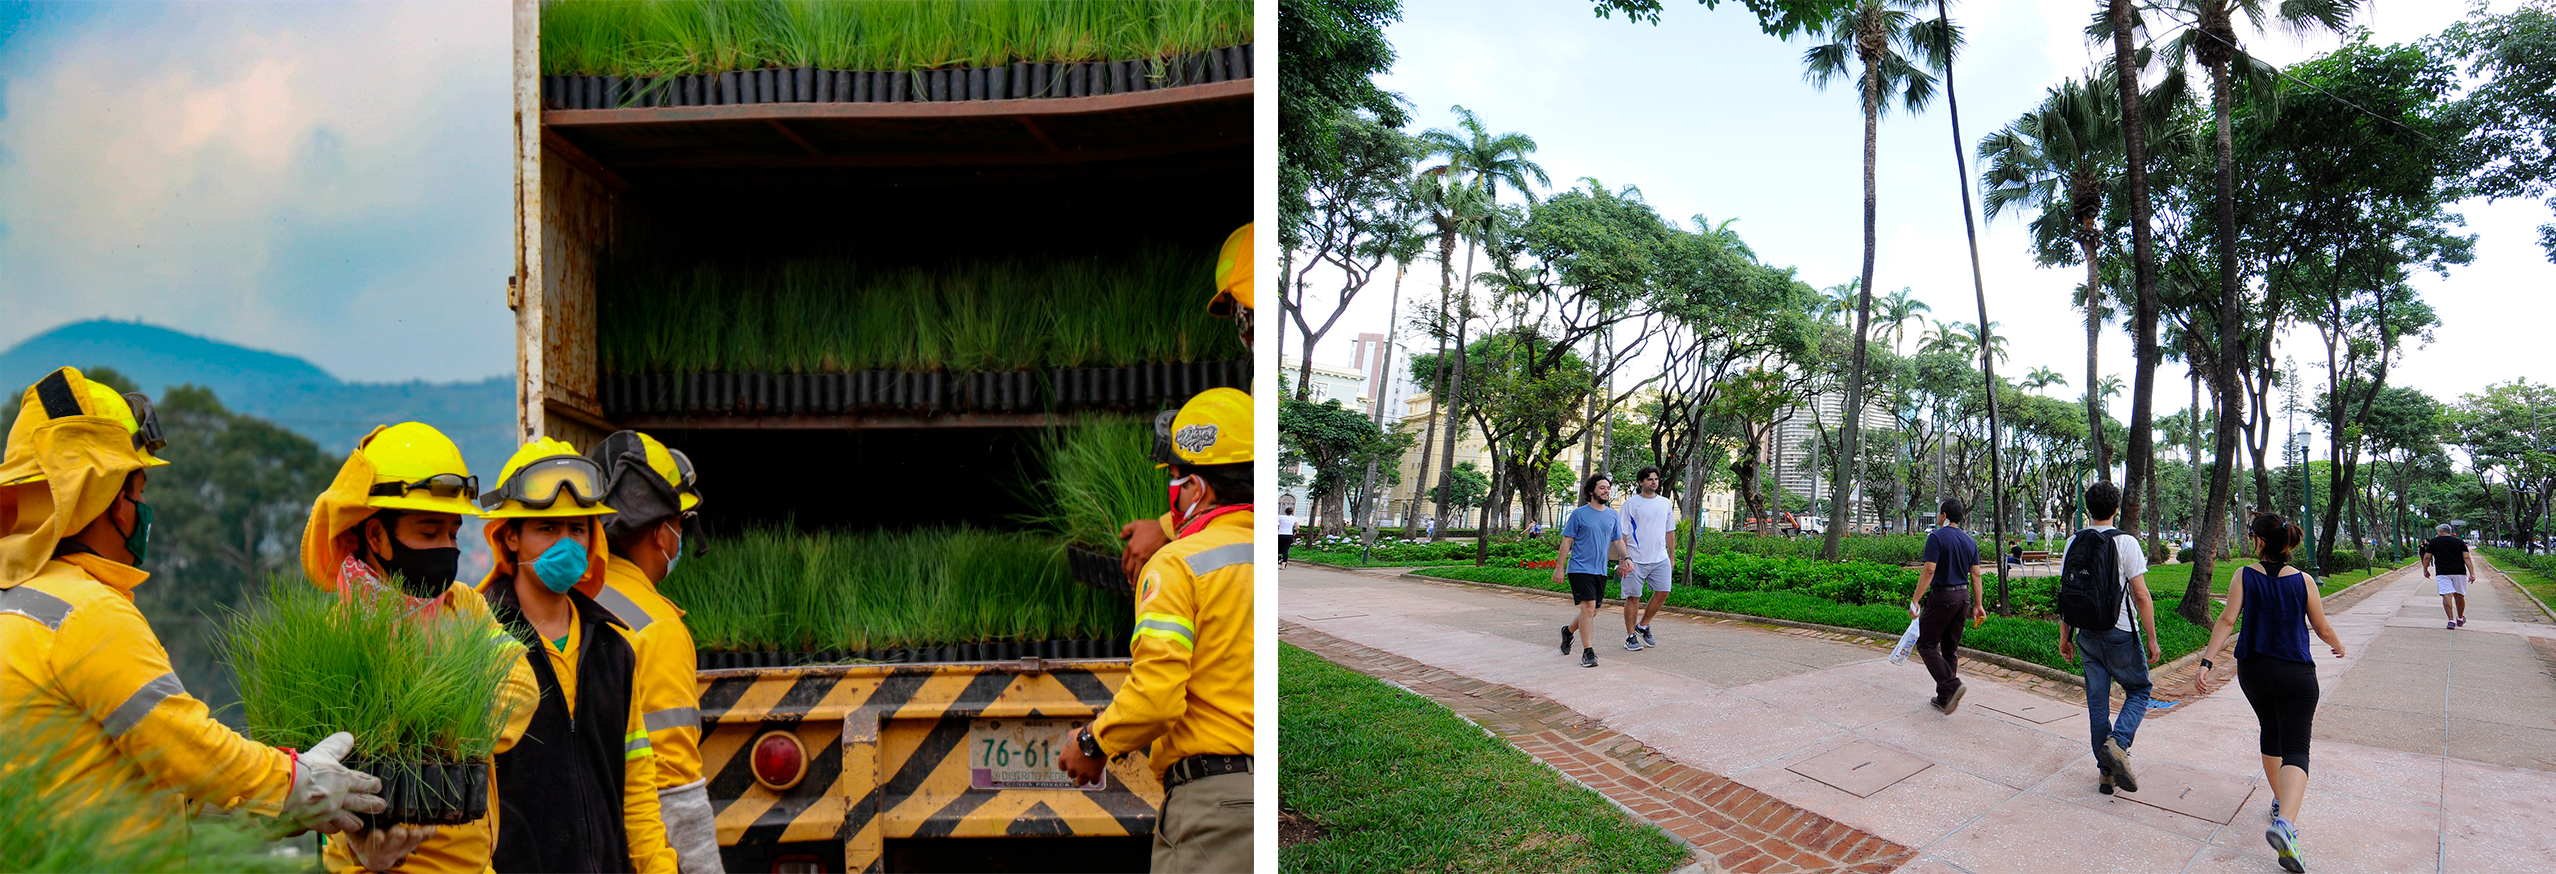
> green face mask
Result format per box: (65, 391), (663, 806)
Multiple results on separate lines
(112, 496), (153, 564)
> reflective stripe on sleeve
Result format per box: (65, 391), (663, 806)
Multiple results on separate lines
(102, 672), (187, 739)
(0, 586), (76, 631)
(1180, 542), (1254, 576)
(643, 707), (700, 734)
(626, 730), (653, 760)
(1131, 612), (1197, 649)
(594, 586), (654, 631)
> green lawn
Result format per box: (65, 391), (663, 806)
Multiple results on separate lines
(1280, 643), (1689, 874)
(1408, 564), (2225, 673)
(2481, 549), (2556, 620)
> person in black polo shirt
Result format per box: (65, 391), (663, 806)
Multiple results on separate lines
(2422, 523), (2473, 629)
(1909, 498), (1986, 713)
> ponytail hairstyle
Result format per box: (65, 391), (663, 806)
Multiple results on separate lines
(2251, 513), (2305, 573)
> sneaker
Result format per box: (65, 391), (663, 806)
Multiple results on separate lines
(2100, 738), (2139, 793)
(2269, 798), (2280, 822)
(1581, 647), (1598, 668)
(2267, 818), (2304, 872)
(2450, 620), (2460, 629)
(1625, 634), (1643, 652)
(1941, 684), (1967, 715)
(1560, 625), (1575, 655)
(2099, 772), (2115, 795)
(1638, 625), (1657, 648)
(2456, 617), (2468, 627)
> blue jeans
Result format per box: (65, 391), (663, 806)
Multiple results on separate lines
(2077, 627), (2151, 772)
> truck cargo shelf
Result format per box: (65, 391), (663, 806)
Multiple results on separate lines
(596, 360), (1248, 425)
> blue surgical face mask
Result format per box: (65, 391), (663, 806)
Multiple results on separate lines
(531, 537), (587, 594)
(665, 531), (682, 576)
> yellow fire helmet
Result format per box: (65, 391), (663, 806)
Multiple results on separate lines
(478, 437), (616, 520)
(1209, 223), (1253, 317)
(0, 367), (170, 585)
(300, 422), (477, 589)
(1167, 387), (1253, 466)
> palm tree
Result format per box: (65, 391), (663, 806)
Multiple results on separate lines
(2096, 0), (2167, 562)
(1356, 197), (1431, 544)
(1800, 0), (1955, 557)
(1980, 75), (2122, 477)
(1404, 173), (1492, 539)
(2024, 366), (2069, 395)
(1877, 287), (1931, 354)
(2146, 0), (2359, 623)
(1417, 106), (1547, 541)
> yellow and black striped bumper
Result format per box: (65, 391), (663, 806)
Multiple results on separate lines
(695, 659), (1161, 873)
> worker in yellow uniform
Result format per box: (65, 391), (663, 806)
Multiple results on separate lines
(299, 422), (541, 872)
(474, 438), (678, 873)
(0, 366), (386, 838)
(585, 430), (720, 874)
(1063, 386), (1255, 873)
(1121, 223), (1253, 584)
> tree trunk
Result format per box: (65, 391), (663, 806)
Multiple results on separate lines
(1357, 262), (1410, 554)
(1432, 267), (1471, 542)
(1413, 232), (1455, 536)
(2114, 0), (2162, 570)
(1826, 56), (1881, 560)
(2083, 250), (2106, 478)
(2183, 57), (2245, 627)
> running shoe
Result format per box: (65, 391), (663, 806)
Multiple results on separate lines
(1625, 634), (1643, 652)
(2101, 738), (2139, 792)
(2449, 620), (2459, 629)
(1581, 647), (1598, 668)
(2269, 799), (2280, 822)
(2456, 617), (2468, 627)
(2267, 817), (2305, 872)
(1560, 625), (1574, 654)
(1639, 625), (1657, 648)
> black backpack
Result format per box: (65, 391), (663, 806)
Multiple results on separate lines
(2057, 528), (2137, 631)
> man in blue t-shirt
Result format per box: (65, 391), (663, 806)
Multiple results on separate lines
(1910, 498), (1986, 713)
(1552, 473), (1628, 668)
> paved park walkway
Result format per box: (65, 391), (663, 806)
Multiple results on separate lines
(1279, 557), (2556, 873)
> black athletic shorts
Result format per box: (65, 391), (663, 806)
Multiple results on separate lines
(1568, 572), (1609, 605)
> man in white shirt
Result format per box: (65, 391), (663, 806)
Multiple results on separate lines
(1276, 502), (1298, 567)
(2056, 481), (2158, 795)
(1618, 466), (1679, 651)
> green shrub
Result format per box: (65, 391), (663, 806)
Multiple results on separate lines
(542, 0), (1256, 77)
(666, 525), (1129, 651)
(225, 578), (522, 764)
(2319, 550), (2370, 573)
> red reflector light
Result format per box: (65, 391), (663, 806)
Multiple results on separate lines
(751, 730), (808, 791)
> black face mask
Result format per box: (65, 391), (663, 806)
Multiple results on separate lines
(379, 538), (462, 599)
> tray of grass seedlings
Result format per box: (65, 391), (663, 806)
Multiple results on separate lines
(662, 525), (1132, 669)
(1015, 415), (1165, 596)
(540, 0), (1252, 110)
(595, 244), (1246, 418)
(224, 579), (522, 829)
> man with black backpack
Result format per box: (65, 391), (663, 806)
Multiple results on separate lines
(2056, 481), (2160, 795)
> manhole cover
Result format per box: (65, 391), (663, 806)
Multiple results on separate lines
(1978, 700), (2080, 725)
(1785, 741), (1932, 797)
(1294, 611), (1368, 621)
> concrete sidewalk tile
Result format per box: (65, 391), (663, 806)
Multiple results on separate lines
(1608, 690), (1843, 776)
(1738, 746), (2015, 850)
(1652, 650), (1845, 687)
(2288, 739), (2458, 809)
(1540, 669), (1724, 720)
(2447, 717), (2556, 772)
(1926, 791), (2204, 874)
(2185, 790), (2440, 874)
(1858, 707), (2086, 790)
(2314, 702), (2447, 754)
(2444, 691), (2556, 729)
(1886, 855), (1969, 874)
(2100, 758), (2256, 825)
(1731, 669), (1924, 731)
(2444, 758), (2556, 873)
(1784, 740), (1934, 798)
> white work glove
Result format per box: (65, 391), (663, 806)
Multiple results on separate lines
(661, 779), (726, 874)
(284, 732), (387, 834)
(344, 824), (436, 872)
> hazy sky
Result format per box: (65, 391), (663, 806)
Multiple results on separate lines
(1290, 0), (2552, 450)
(0, 1), (513, 383)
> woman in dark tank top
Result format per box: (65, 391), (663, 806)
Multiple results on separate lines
(2191, 514), (2348, 874)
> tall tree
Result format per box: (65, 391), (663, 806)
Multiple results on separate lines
(1279, 0), (1407, 247)
(2096, 0), (2167, 571)
(2150, 0), (2359, 624)
(1800, 0), (1955, 557)
(2439, 1), (2556, 264)
(1981, 76), (2122, 479)
(1401, 173), (1489, 536)
(1416, 106), (1548, 539)
(1286, 114), (1419, 401)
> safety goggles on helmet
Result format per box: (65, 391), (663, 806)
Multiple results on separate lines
(1149, 408), (1181, 467)
(122, 392), (166, 455)
(667, 447), (698, 492)
(370, 473), (479, 502)
(478, 455), (606, 511)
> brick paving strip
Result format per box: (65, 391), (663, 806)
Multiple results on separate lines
(1285, 622), (1915, 874)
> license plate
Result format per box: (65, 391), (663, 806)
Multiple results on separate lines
(965, 719), (1102, 791)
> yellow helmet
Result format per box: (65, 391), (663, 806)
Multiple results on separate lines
(0, 367), (168, 586)
(1209, 223), (1253, 317)
(0, 367), (168, 486)
(478, 437), (616, 520)
(636, 432), (700, 513)
(356, 423), (478, 516)
(1167, 387), (1252, 466)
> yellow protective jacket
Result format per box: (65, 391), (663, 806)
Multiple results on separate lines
(598, 555), (704, 788)
(1090, 509), (1254, 776)
(478, 521), (677, 874)
(320, 577), (541, 874)
(0, 553), (294, 830)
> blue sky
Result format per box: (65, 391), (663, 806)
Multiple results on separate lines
(1299, 0), (2554, 443)
(0, 1), (512, 384)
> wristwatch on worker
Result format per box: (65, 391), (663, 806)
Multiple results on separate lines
(1077, 725), (1103, 760)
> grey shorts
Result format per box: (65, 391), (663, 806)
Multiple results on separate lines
(2438, 574), (2469, 596)
(1620, 559), (1673, 598)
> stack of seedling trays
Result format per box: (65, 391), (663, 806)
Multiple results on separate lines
(594, 246), (1247, 420)
(226, 580), (520, 829)
(1031, 416), (1164, 597)
(665, 525), (1136, 670)
(539, 0), (1251, 109)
